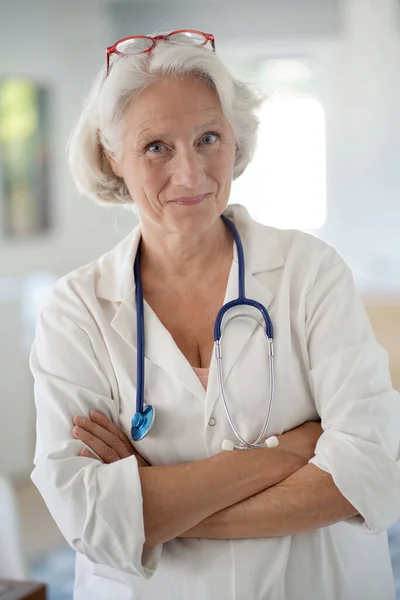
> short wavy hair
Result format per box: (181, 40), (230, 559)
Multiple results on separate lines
(68, 40), (263, 204)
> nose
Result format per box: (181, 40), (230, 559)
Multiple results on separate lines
(170, 148), (206, 190)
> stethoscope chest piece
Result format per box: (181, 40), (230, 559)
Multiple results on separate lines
(131, 405), (155, 441)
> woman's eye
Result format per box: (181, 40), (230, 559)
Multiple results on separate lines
(147, 142), (165, 154)
(200, 132), (219, 146)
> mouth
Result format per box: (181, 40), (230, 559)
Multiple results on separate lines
(171, 194), (207, 206)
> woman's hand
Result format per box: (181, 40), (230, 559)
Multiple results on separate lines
(72, 410), (149, 467)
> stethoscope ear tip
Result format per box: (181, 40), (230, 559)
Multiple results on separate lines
(222, 439), (235, 451)
(221, 436), (279, 451)
(265, 435), (279, 448)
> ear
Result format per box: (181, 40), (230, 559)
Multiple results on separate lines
(104, 149), (123, 178)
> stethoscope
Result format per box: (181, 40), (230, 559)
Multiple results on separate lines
(131, 214), (279, 451)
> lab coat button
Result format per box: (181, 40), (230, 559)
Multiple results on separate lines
(208, 417), (217, 426)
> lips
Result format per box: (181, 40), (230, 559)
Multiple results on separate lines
(172, 194), (206, 206)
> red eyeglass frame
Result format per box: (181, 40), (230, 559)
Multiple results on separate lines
(106, 29), (216, 76)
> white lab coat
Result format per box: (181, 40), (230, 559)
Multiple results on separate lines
(30, 204), (400, 600)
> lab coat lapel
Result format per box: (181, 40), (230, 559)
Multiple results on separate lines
(111, 296), (205, 401)
(108, 227), (205, 402)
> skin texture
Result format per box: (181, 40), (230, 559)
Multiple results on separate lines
(72, 76), (358, 546)
(180, 464), (358, 540)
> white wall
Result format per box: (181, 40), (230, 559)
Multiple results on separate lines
(234, 0), (400, 292)
(318, 0), (400, 291)
(226, 0), (400, 292)
(108, 0), (342, 40)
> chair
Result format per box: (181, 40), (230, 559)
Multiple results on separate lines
(0, 474), (30, 579)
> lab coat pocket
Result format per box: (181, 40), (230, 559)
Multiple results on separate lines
(88, 561), (132, 580)
(75, 554), (139, 600)
(231, 535), (292, 599)
(91, 564), (140, 598)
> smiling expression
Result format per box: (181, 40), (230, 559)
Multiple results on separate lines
(108, 76), (236, 235)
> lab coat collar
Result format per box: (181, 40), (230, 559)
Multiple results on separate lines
(96, 226), (141, 303)
(223, 203), (285, 274)
(97, 204), (285, 403)
(96, 204), (284, 302)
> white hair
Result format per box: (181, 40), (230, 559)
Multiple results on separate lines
(68, 41), (264, 204)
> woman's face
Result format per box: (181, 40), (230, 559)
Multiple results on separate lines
(109, 76), (236, 235)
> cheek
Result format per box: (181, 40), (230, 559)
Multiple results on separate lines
(124, 160), (165, 198)
(209, 150), (235, 184)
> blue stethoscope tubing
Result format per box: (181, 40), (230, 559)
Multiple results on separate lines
(131, 214), (278, 450)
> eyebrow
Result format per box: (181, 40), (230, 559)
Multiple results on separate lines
(196, 118), (226, 131)
(135, 117), (226, 145)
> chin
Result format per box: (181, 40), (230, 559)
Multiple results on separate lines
(169, 202), (225, 233)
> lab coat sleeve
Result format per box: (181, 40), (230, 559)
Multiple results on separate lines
(30, 306), (162, 578)
(305, 248), (400, 533)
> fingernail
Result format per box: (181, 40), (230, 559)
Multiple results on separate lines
(73, 426), (82, 437)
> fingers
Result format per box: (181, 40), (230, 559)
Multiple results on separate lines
(73, 425), (122, 463)
(89, 410), (133, 454)
(72, 414), (132, 462)
(80, 448), (98, 460)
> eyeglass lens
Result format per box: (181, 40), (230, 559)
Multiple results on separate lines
(116, 38), (153, 54)
(167, 32), (207, 45)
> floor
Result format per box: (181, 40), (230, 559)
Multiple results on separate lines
(15, 482), (400, 599)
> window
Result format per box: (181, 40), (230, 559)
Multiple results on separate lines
(230, 59), (327, 231)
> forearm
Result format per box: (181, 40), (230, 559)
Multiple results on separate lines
(140, 445), (308, 547)
(181, 464), (358, 539)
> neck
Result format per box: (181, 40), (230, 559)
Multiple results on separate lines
(139, 217), (232, 282)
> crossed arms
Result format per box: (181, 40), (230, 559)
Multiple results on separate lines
(72, 412), (358, 547)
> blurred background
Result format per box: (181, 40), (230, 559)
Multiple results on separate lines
(0, 0), (399, 598)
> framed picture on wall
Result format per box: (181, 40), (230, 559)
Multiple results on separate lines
(0, 77), (51, 238)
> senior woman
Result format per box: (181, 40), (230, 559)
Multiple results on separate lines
(30, 31), (400, 600)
